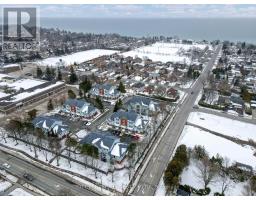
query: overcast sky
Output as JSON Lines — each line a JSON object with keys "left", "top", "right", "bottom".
{"left": 1, "top": 4, "right": 256, "bottom": 18}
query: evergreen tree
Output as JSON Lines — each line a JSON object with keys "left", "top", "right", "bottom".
{"left": 47, "top": 99, "right": 54, "bottom": 111}
{"left": 113, "top": 99, "right": 123, "bottom": 112}
{"left": 51, "top": 68, "right": 56, "bottom": 79}
{"left": 68, "top": 89, "right": 76, "bottom": 99}
{"left": 79, "top": 78, "right": 92, "bottom": 97}
{"left": 118, "top": 81, "right": 126, "bottom": 93}
{"left": 95, "top": 96, "right": 104, "bottom": 111}
{"left": 36, "top": 67, "right": 43, "bottom": 78}
{"left": 69, "top": 66, "right": 78, "bottom": 84}
{"left": 79, "top": 90, "right": 83, "bottom": 98}
{"left": 57, "top": 68, "right": 62, "bottom": 81}
{"left": 45, "top": 66, "right": 52, "bottom": 80}
{"left": 187, "top": 66, "right": 193, "bottom": 78}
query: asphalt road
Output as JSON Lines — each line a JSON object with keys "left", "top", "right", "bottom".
{"left": 0, "top": 150, "right": 98, "bottom": 196}
{"left": 131, "top": 44, "right": 222, "bottom": 196}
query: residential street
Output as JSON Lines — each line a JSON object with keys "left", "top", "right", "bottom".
{"left": 0, "top": 149, "right": 99, "bottom": 196}
{"left": 131, "top": 44, "right": 222, "bottom": 196}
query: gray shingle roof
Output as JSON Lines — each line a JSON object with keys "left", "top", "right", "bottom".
{"left": 125, "top": 96, "right": 153, "bottom": 107}
{"left": 110, "top": 110, "right": 139, "bottom": 122}
{"left": 63, "top": 99, "right": 89, "bottom": 109}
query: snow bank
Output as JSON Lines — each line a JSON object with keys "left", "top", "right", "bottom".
{"left": 0, "top": 180, "right": 12, "bottom": 192}
{"left": 8, "top": 188, "right": 33, "bottom": 196}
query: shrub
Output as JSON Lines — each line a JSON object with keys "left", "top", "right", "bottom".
{"left": 164, "top": 145, "right": 189, "bottom": 193}
{"left": 214, "top": 192, "right": 224, "bottom": 196}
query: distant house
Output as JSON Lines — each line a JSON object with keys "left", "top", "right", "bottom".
{"left": 108, "top": 110, "right": 149, "bottom": 135}
{"left": 125, "top": 96, "right": 159, "bottom": 116}
{"left": 230, "top": 93, "right": 244, "bottom": 114}
{"left": 132, "top": 82, "right": 145, "bottom": 93}
{"left": 143, "top": 85, "right": 155, "bottom": 95}
{"left": 32, "top": 116, "right": 69, "bottom": 137}
{"left": 166, "top": 88, "right": 179, "bottom": 100}
{"left": 62, "top": 99, "right": 98, "bottom": 119}
{"left": 90, "top": 83, "right": 120, "bottom": 100}
{"left": 80, "top": 131, "right": 127, "bottom": 163}
{"left": 218, "top": 95, "right": 230, "bottom": 107}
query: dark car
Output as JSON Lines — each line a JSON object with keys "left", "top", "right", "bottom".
{"left": 191, "top": 91, "right": 194, "bottom": 94}
{"left": 23, "top": 173, "right": 34, "bottom": 181}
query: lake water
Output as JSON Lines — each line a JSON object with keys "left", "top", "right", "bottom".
{"left": 41, "top": 18, "right": 256, "bottom": 44}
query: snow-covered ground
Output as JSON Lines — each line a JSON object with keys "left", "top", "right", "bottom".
{"left": 122, "top": 42, "right": 208, "bottom": 64}
{"left": 0, "top": 180, "right": 12, "bottom": 192}
{"left": 181, "top": 159, "right": 248, "bottom": 196}
{"left": 51, "top": 156, "right": 130, "bottom": 193}
{"left": 0, "top": 137, "right": 55, "bottom": 163}
{"left": 37, "top": 49, "right": 118, "bottom": 67}
{"left": 188, "top": 112, "right": 256, "bottom": 142}
{"left": 75, "top": 130, "right": 88, "bottom": 140}
{"left": 179, "top": 125, "right": 256, "bottom": 170}
{"left": 8, "top": 188, "right": 33, "bottom": 196}
{"left": 155, "top": 125, "right": 254, "bottom": 196}
{"left": 0, "top": 170, "right": 18, "bottom": 183}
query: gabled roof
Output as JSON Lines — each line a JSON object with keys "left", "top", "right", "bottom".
{"left": 32, "top": 116, "right": 69, "bottom": 135}
{"left": 64, "top": 99, "right": 89, "bottom": 109}
{"left": 94, "top": 83, "right": 114, "bottom": 90}
{"left": 80, "top": 131, "right": 128, "bottom": 158}
{"left": 126, "top": 96, "right": 153, "bottom": 107}
{"left": 110, "top": 110, "right": 139, "bottom": 122}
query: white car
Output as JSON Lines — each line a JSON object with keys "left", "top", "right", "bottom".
{"left": 86, "top": 122, "right": 91, "bottom": 126}
{"left": 2, "top": 163, "right": 10, "bottom": 169}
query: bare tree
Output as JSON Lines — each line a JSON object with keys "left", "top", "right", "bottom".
{"left": 243, "top": 176, "right": 256, "bottom": 196}
{"left": 218, "top": 157, "right": 232, "bottom": 195}
{"left": 49, "top": 138, "right": 62, "bottom": 166}
{"left": 42, "top": 139, "right": 49, "bottom": 162}
{"left": 195, "top": 156, "right": 218, "bottom": 189}
{"left": 0, "top": 127, "right": 7, "bottom": 143}
{"left": 65, "top": 137, "right": 78, "bottom": 168}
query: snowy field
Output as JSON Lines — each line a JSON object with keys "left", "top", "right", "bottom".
{"left": 180, "top": 160, "right": 248, "bottom": 196}
{"left": 37, "top": 49, "right": 118, "bottom": 67}
{"left": 179, "top": 125, "right": 256, "bottom": 169}
{"left": 8, "top": 188, "right": 33, "bottom": 196}
{"left": 188, "top": 112, "right": 256, "bottom": 142}
{"left": 155, "top": 125, "right": 254, "bottom": 196}
{"left": 122, "top": 42, "right": 208, "bottom": 64}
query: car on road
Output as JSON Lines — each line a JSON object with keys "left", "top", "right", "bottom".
{"left": 25, "top": 73, "right": 32, "bottom": 76}
{"left": 23, "top": 172, "right": 34, "bottom": 181}
{"left": 86, "top": 122, "right": 91, "bottom": 126}
{"left": 191, "top": 91, "right": 194, "bottom": 94}
{"left": 193, "top": 105, "right": 199, "bottom": 109}
{"left": 0, "top": 165, "right": 5, "bottom": 170}
{"left": 2, "top": 163, "right": 10, "bottom": 169}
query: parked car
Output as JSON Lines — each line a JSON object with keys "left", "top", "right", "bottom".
{"left": 23, "top": 172, "right": 34, "bottom": 181}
